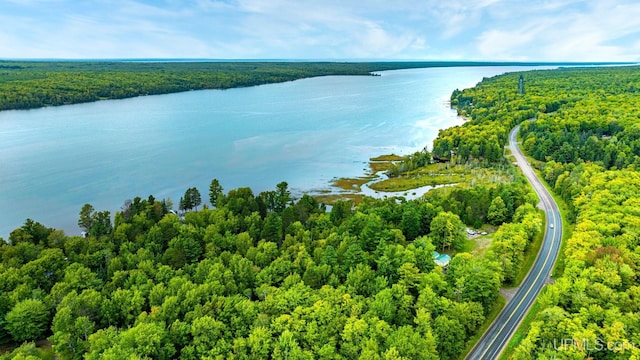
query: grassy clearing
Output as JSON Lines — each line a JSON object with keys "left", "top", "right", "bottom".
{"left": 369, "top": 154, "right": 404, "bottom": 161}
{"left": 458, "top": 225, "right": 496, "bottom": 256}
{"left": 460, "top": 238, "right": 477, "bottom": 253}
{"left": 469, "top": 234, "right": 493, "bottom": 257}
{"left": 459, "top": 295, "right": 508, "bottom": 360}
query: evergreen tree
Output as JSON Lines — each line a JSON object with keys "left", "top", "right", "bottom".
{"left": 209, "top": 178, "right": 223, "bottom": 207}
{"left": 180, "top": 187, "right": 202, "bottom": 211}
{"left": 78, "top": 203, "right": 95, "bottom": 232}
{"left": 401, "top": 204, "right": 421, "bottom": 240}
{"left": 274, "top": 181, "right": 291, "bottom": 213}
{"left": 261, "top": 212, "right": 283, "bottom": 244}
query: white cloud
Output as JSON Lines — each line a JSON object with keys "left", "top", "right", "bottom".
{"left": 476, "top": 32, "right": 528, "bottom": 60}
{"left": 0, "top": 4, "right": 215, "bottom": 58}
{"left": 0, "top": 0, "right": 639, "bottom": 60}
{"left": 194, "top": 0, "right": 236, "bottom": 12}
{"left": 201, "top": 0, "right": 427, "bottom": 58}
{"left": 350, "top": 22, "right": 415, "bottom": 58}
{"left": 473, "top": 0, "right": 640, "bottom": 61}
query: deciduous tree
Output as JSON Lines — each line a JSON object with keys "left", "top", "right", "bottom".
{"left": 5, "top": 299, "right": 49, "bottom": 342}
{"left": 430, "top": 211, "right": 466, "bottom": 251}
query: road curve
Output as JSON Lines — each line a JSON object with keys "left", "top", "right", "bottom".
{"left": 466, "top": 123, "right": 563, "bottom": 359}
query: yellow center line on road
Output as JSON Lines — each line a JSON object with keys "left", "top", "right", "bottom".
{"left": 477, "top": 194, "right": 558, "bottom": 358}
{"left": 474, "top": 130, "right": 560, "bottom": 359}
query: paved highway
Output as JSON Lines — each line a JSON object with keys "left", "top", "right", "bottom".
{"left": 466, "top": 124, "right": 563, "bottom": 359}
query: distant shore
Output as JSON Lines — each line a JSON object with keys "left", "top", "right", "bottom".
{"left": 0, "top": 60, "right": 622, "bottom": 112}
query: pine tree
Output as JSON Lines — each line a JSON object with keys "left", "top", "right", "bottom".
{"left": 209, "top": 178, "right": 223, "bottom": 207}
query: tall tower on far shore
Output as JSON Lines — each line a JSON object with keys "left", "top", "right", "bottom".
{"left": 519, "top": 74, "right": 524, "bottom": 95}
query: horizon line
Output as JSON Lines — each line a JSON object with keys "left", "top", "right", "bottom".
{"left": 0, "top": 58, "right": 637, "bottom": 64}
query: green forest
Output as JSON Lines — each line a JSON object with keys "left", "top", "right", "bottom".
{"left": 0, "top": 171, "right": 541, "bottom": 359}
{"left": 0, "top": 60, "right": 597, "bottom": 111}
{"left": 1, "top": 63, "right": 640, "bottom": 359}
{"left": 446, "top": 65, "right": 640, "bottom": 358}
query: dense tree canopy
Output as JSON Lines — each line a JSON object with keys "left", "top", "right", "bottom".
{"left": 449, "top": 65, "right": 640, "bottom": 358}
{"left": 0, "top": 172, "right": 539, "bottom": 358}
{"left": 3, "top": 63, "right": 631, "bottom": 358}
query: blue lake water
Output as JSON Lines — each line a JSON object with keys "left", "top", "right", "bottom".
{"left": 0, "top": 66, "right": 551, "bottom": 238}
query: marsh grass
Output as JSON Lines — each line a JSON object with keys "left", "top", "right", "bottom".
{"left": 369, "top": 163, "right": 513, "bottom": 192}
{"left": 368, "top": 161, "right": 394, "bottom": 173}
{"left": 369, "top": 154, "right": 404, "bottom": 161}
{"left": 331, "top": 177, "right": 374, "bottom": 191}
{"left": 313, "top": 193, "right": 365, "bottom": 205}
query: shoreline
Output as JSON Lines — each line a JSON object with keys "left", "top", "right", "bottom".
{"left": 0, "top": 60, "right": 607, "bottom": 112}
{"left": 0, "top": 65, "right": 532, "bottom": 239}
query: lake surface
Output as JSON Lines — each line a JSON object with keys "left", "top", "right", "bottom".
{"left": 0, "top": 66, "right": 552, "bottom": 238}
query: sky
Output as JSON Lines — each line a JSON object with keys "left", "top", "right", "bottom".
{"left": 1, "top": 0, "right": 640, "bottom": 61}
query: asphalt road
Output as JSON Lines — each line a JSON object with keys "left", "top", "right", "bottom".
{"left": 466, "top": 123, "right": 563, "bottom": 359}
